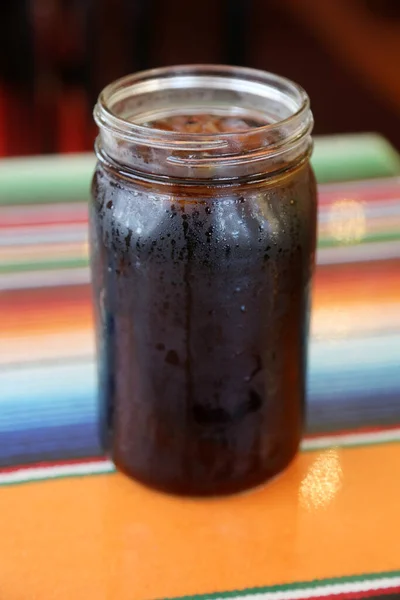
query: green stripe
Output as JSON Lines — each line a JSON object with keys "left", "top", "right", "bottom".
{"left": 166, "top": 570, "right": 400, "bottom": 599}
{"left": 317, "top": 231, "right": 400, "bottom": 248}
{"left": 312, "top": 133, "right": 400, "bottom": 184}
{"left": 0, "top": 154, "right": 95, "bottom": 206}
{"left": 302, "top": 437, "right": 400, "bottom": 452}
{"left": 0, "top": 258, "right": 88, "bottom": 274}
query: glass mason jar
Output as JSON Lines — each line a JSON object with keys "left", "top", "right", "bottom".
{"left": 91, "top": 65, "right": 317, "bottom": 496}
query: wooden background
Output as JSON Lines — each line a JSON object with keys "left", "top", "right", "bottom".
{"left": 0, "top": 0, "right": 399, "bottom": 156}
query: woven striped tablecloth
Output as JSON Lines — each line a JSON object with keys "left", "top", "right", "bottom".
{"left": 0, "top": 144, "right": 400, "bottom": 599}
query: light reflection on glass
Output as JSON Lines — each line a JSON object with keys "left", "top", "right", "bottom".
{"left": 299, "top": 449, "right": 343, "bottom": 511}
{"left": 328, "top": 199, "right": 366, "bottom": 244}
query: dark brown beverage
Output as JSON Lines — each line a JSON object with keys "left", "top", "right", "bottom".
{"left": 91, "top": 66, "right": 317, "bottom": 495}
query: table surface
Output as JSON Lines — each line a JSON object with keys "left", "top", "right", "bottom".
{"left": 0, "top": 146, "right": 400, "bottom": 599}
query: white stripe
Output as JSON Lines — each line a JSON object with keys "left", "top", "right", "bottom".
{"left": 223, "top": 575, "right": 400, "bottom": 598}
{"left": 0, "top": 267, "right": 90, "bottom": 290}
{"left": 317, "top": 240, "right": 400, "bottom": 265}
{"left": 0, "top": 330, "right": 95, "bottom": 366}
{"left": 318, "top": 201, "right": 400, "bottom": 222}
{"left": 0, "top": 202, "right": 87, "bottom": 220}
{"left": 1, "top": 429, "right": 400, "bottom": 486}
{"left": 0, "top": 224, "right": 88, "bottom": 246}
{"left": 0, "top": 460, "right": 114, "bottom": 485}
{"left": 301, "top": 428, "right": 400, "bottom": 451}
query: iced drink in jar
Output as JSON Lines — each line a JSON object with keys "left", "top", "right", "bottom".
{"left": 90, "top": 66, "right": 317, "bottom": 495}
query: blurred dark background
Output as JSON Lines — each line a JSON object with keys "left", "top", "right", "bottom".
{"left": 0, "top": 0, "right": 399, "bottom": 156}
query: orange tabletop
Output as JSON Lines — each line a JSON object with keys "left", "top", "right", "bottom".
{"left": 1, "top": 435, "right": 400, "bottom": 599}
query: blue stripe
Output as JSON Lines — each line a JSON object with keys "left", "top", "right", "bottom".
{"left": 0, "top": 424, "right": 101, "bottom": 467}
{"left": 1, "top": 331, "right": 400, "bottom": 465}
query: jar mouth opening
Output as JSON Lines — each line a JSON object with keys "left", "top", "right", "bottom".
{"left": 94, "top": 64, "right": 310, "bottom": 149}
{"left": 94, "top": 65, "right": 313, "bottom": 180}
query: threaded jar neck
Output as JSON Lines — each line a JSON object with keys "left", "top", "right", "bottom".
{"left": 94, "top": 64, "right": 313, "bottom": 183}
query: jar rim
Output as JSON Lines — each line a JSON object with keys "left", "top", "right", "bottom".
{"left": 94, "top": 65, "right": 313, "bottom": 181}
{"left": 94, "top": 64, "right": 310, "bottom": 146}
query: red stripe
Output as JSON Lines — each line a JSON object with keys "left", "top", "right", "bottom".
{"left": 0, "top": 86, "right": 7, "bottom": 157}
{"left": 311, "top": 584, "right": 400, "bottom": 599}
{"left": 319, "top": 182, "right": 400, "bottom": 205}
{"left": 0, "top": 205, "right": 88, "bottom": 228}
{"left": 0, "top": 215, "right": 88, "bottom": 229}
{"left": 305, "top": 423, "right": 400, "bottom": 440}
